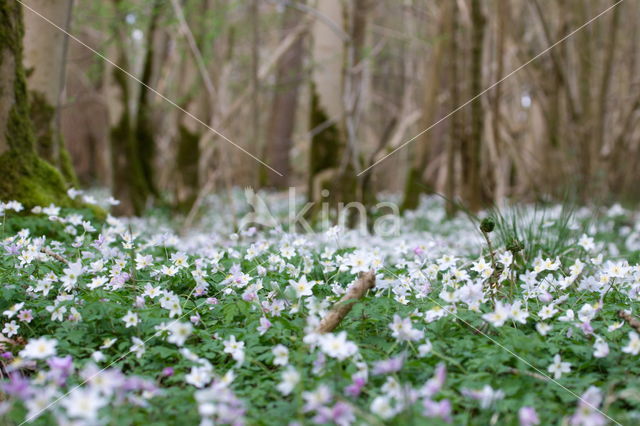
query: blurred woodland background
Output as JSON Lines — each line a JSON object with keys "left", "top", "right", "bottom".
{"left": 1, "top": 0, "right": 639, "bottom": 218}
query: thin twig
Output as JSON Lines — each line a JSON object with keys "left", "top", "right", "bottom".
{"left": 619, "top": 310, "right": 640, "bottom": 333}
{"left": 507, "top": 367, "right": 550, "bottom": 382}
{"left": 41, "top": 247, "right": 68, "bottom": 265}
{"left": 317, "top": 271, "right": 375, "bottom": 333}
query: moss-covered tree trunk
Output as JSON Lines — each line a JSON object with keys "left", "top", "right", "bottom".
{"left": 23, "top": 0, "right": 78, "bottom": 186}
{"left": 108, "top": 0, "right": 162, "bottom": 216}
{"left": 110, "top": 62, "right": 150, "bottom": 216}
{"left": 348, "top": 0, "right": 377, "bottom": 213}
{"left": 173, "top": 98, "right": 202, "bottom": 214}
{"left": 175, "top": 124, "right": 200, "bottom": 214}
{"left": 134, "top": 0, "right": 162, "bottom": 200}
{"left": 308, "top": 86, "right": 357, "bottom": 208}
{"left": 0, "top": 1, "right": 71, "bottom": 207}
{"left": 308, "top": 0, "right": 358, "bottom": 223}
{"left": 400, "top": 0, "right": 451, "bottom": 212}
{"left": 170, "top": 4, "right": 206, "bottom": 216}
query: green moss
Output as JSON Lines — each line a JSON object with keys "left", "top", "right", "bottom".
{"left": 135, "top": 17, "right": 159, "bottom": 198}
{"left": 135, "top": 109, "right": 157, "bottom": 196}
{"left": 401, "top": 167, "right": 427, "bottom": 212}
{"left": 0, "top": 2, "right": 75, "bottom": 209}
{"left": 6, "top": 81, "right": 35, "bottom": 152}
{"left": 308, "top": 83, "right": 341, "bottom": 202}
{"left": 28, "top": 91, "right": 55, "bottom": 159}
{"left": 2, "top": 2, "right": 35, "bottom": 153}
{"left": 0, "top": 151, "right": 71, "bottom": 207}
{"left": 109, "top": 65, "right": 150, "bottom": 216}
{"left": 360, "top": 165, "right": 378, "bottom": 208}
{"left": 174, "top": 124, "right": 200, "bottom": 213}
{"left": 110, "top": 110, "right": 148, "bottom": 216}
{"left": 59, "top": 146, "right": 79, "bottom": 187}
{"left": 27, "top": 91, "right": 79, "bottom": 187}
{"left": 306, "top": 84, "right": 366, "bottom": 227}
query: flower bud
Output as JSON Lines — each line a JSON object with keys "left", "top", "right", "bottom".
{"left": 480, "top": 218, "right": 495, "bottom": 233}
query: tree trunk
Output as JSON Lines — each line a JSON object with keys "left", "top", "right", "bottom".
{"left": 108, "top": 0, "right": 163, "bottom": 216}
{"left": 488, "top": 0, "right": 511, "bottom": 204}
{"left": 170, "top": 0, "right": 215, "bottom": 215}
{"left": 134, "top": 0, "right": 162, "bottom": 200}
{"left": 445, "top": 0, "right": 460, "bottom": 217}
{"left": 0, "top": 1, "right": 70, "bottom": 207}
{"left": 308, "top": 0, "right": 357, "bottom": 214}
{"left": 263, "top": 3, "right": 305, "bottom": 188}
{"left": 110, "top": 59, "right": 149, "bottom": 216}
{"left": 593, "top": 0, "right": 621, "bottom": 194}
{"left": 22, "top": 0, "right": 77, "bottom": 186}
{"left": 461, "top": 0, "right": 486, "bottom": 211}
{"left": 401, "top": 1, "right": 452, "bottom": 212}
{"left": 175, "top": 124, "right": 200, "bottom": 213}
{"left": 108, "top": 13, "right": 151, "bottom": 217}
{"left": 348, "top": 0, "right": 376, "bottom": 210}
{"left": 251, "top": 0, "right": 261, "bottom": 187}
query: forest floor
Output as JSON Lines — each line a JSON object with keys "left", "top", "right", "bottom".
{"left": 1, "top": 192, "right": 640, "bottom": 425}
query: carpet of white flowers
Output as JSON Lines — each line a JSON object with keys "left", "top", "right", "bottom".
{"left": 1, "top": 193, "right": 640, "bottom": 425}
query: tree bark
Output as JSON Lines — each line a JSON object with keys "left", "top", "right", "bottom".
{"left": 170, "top": 0, "right": 215, "bottom": 214}
{"left": 263, "top": 3, "right": 305, "bottom": 188}
{"left": 22, "top": 0, "right": 77, "bottom": 185}
{"left": 490, "top": 0, "right": 509, "bottom": 203}
{"left": 251, "top": 0, "right": 261, "bottom": 187}
{"left": 462, "top": 0, "right": 486, "bottom": 211}
{"left": 445, "top": 0, "right": 461, "bottom": 217}
{"left": 348, "top": 0, "right": 376, "bottom": 210}
{"left": 109, "top": 0, "right": 164, "bottom": 216}
{"left": 401, "top": 1, "right": 452, "bottom": 212}
{"left": 593, "top": 0, "right": 621, "bottom": 193}
{"left": 108, "top": 1, "right": 151, "bottom": 217}
{"left": 134, "top": 0, "right": 163, "bottom": 201}
{"left": 308, "top": 0, "right": 357, "bottom": 215}
{"left": 110, "top": 55, "right": 148, "bottom": 216}
{"left": 0, "top": 1, "right": 70, "bottom": 207}
{"left": 317, "top": 271, "right": 375, "bottom": 333}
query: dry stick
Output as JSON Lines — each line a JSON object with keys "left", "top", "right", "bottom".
{"left": 316, "top": 271, "right": 375, "bottom": 334}
{"left": 41, "top": 247, "right": 68, "bottom": 265}
{"left": 618, "top": 310, "right": 640, "bottom": 333}
{"left": 507, "top": 367, "right": 550, "bottom": 382}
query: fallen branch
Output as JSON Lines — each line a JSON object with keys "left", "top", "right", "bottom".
{"left": 0, "top": 333, "right": 18, "bottom": 352}
{"left": 41, "top": 247, "right": 68, "bottom": 265}
{"left": 618, "top": 310, "right": 640, "bottom": 333}
{"left": 316, "top": 271, "right": 375, "bottom": 334}
{"left": 506, "top": 368, "right": 550, "bottom": 382}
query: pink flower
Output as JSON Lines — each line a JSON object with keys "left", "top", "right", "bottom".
{"left": 570, "top": 387, "right": 606, "bottom": 426}
{"left": 421, "top": 363, "right": 446, "bottom": 398}
{"left": 314, "top": 402, "right": 355, "bottom": 426}
{"left": 519, "top": 406, "right": 540, "bottom": 426}
{"left": 423, "top": 399, "right": 452, "bottom": 423}
{"left": 17, "top": 309, "right": 33, "bottom": 323}
{"left": 344, "top": 377, "right": 366, "bottom": 397}
{"left": 372, "top": 354, "right": 405, "bottom": 375}
{"left": 257, "top": 317, "right": 271, "bottom": 335}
